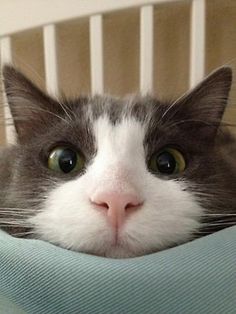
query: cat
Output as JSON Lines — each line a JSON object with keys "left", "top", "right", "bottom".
{"left": 0, "top": 65, "right": 236, "bottom": 258}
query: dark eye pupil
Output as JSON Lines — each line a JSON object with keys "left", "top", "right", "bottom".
{"left": 156, "top": 152, "right": 176, "bottom": 174}
{"left": 59, "top": 149, "right": 77, "bottom": 173}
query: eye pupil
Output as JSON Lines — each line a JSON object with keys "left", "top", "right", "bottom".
{"left": 149, "top": 148, "right": 185, "bottom": 175}
{"left": 156, "top": 152, "right": 176, "bottom": 174}
{"left": 58, "top": 149, "right": 77, "bottom": 173}
{"left": 48, "top": 147, "right": 84, "bottom": 174}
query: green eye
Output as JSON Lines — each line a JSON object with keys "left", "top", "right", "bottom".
{"left": 149, "top": 148, "right": 186, "bottom": 175}
{"left": 48, "top": 147, "right": 84, "bottom": 174}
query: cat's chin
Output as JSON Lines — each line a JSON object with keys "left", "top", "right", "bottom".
{"left": 84, "top": 248, "right": 148, "bottom": 259}
{"left": 103, "top": 249, "right": 153, "bottom": 259}
{"left": 68, "top": 243, "right": 157, "bottom": 259}
{"left": 59, "top": 235, "right": 190, "bottom": 258}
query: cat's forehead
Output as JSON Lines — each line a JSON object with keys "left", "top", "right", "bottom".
{"left": 93, "top": 115, "right": 145, "bottom": 152}
{"left": 49, "top": 95, "right": 178, "bottom": 157}
{"left": 75, "top": 95, "right": 163, "bottom": 125}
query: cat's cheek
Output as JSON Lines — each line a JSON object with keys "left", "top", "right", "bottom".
{"left": 29, "top": 209, "right": 102, "bottom": 250}
{"left": 128, "top": 178, "right": 205, "bottom": 249}
{"left": 28, "top": 209, "right": 113, "bottom": 254}
{"left": 27, "top": 180, "right": 115, "bottom": 253}
{"left": 121, "top": 201, "right": 202, "bottom": 254}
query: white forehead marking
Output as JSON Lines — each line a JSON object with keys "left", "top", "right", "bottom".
{"left": 88, "top": 115, "right": 146, "bottom": 196}
{"left": 93, "top": 115, "right": 145, "bottom": 162}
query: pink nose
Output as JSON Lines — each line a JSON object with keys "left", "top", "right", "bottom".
{"left": 90, "top": 191, "right": 143, "bottom": 228}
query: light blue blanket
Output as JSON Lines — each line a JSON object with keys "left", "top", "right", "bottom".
{"left": 0, "top": 227, "right": 236, "bottom": 314}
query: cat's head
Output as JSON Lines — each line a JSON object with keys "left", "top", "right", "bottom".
{"left": 2, "top": 65, "right": 234, "bottom": 258}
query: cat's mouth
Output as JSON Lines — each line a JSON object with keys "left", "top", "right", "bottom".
{"left": 102, "top": 230, "right": 144, "bottom": 258}
{"left": 77, "top": 229, "right": 140, "bottom": 258}
{"left": 111, "top": 228, "right": 122, "bottom": 247}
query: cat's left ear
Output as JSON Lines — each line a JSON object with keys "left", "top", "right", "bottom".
{"left": 170, "top": 66, "right": 232, "bottom": 137}
{"left": 3, "top": 65, "right": 61, "bottom": 143}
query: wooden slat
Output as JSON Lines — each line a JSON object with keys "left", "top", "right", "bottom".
{"left": 140, "top": 5, "right": 154, "bottom": 94}
{"left": 0, "top": 0, "right": 183, "bottom": 37}
{"left": 190, "top": 0, "right": 205, "bottom": 88}
{"left": 89, "top": 14, "right": 104, "bottom": 94}
{"left": 43, "top": 24, "right": 59, "bottom": 95}
{"left": 0, "top": 36, "right": 15, "bottom": 144}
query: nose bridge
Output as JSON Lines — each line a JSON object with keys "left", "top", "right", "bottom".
{"left": 97, "top": 164, "right": 138, "bottom": 196}
{"left": 91, "top": 136, "right": 135, "bottom": 182}
{"left": 89, "top": 141, "right": 145, "bottom": 203}
{"left": 92, "top": 117, "right": 146, "bottom": 188}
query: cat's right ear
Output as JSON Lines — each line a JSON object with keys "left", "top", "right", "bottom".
{"left": 165, "top": 66, "right": 233, "bottom": 141}
{"left": 3, "top": 65, "right": 60, "bottom": 143}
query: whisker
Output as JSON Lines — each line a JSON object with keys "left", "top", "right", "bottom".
{"left": 0, "top": 212, "right": 33, "bottom": 217}
{"left": 205, "top": 219, "right": 236, "bottom": 223}
{"left": 6, "top": 56, "right": 46, "bottom": 87}
{"left": 202, "top": 222, "right": 236, "bottom": 227}
{"left": 0, "top": 208, "right": 39, "bottom": 214}
{"left": 12, "top": 231, "right": 35, "bottom": 237}
{"left": 161, "top": 101, "right": 178, "bottom": 119}
{"left": 0, "top": 207, "right": 36, "bottom": 210}
{"left": 0, "top": 218, "right": 29, "bottom": 223}
{"left": 167, "top": 118, "right": 216, "bottom": 129}
{"left": 0, "top": 223, "right": 31, "bottom": 228}
{"left": 201, "top": 213, "right": 236, "bottom": 216}
{"left": 2, "top": 101, "right": 70, "bottom": 125}
{"left": 55, "top": 98, "right": 73, "bottom": 122}
{"left": 22, "top": 106, "right": 70, "bottom": 125}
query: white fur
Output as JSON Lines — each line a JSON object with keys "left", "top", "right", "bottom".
{"left": 29, "top": 116, "right": 204, "bottom": 258}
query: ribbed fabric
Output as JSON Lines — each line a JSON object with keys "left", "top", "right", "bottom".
{"left": 0, "top": 227, "right": 235, "bottom": 314}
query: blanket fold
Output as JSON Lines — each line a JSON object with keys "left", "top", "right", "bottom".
{"left": 0, "top": 227, "right": 236, "bottom": 314}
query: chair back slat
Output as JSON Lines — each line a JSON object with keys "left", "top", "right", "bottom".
{"left": 140, "top": 5, "right": 154, "bottom": 94}
{"left": 43, "top": 24, "right": 59, "bottom": 95}
{"left": 190, "top": 0, "right": 205, "bottom": 87}
{"left": 89, "top": 14, "right": 104, "bottom": 95}
{"left": 0, "top": 36, "right": 15, "bottom": 144}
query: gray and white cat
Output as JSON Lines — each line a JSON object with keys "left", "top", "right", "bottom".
{"left": 0, "top": 65, "right": 236, "bottom": 258}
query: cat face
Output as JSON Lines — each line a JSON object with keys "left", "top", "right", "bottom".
{"left": 2, "top": 66, "right": 234, "bottom": 257}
